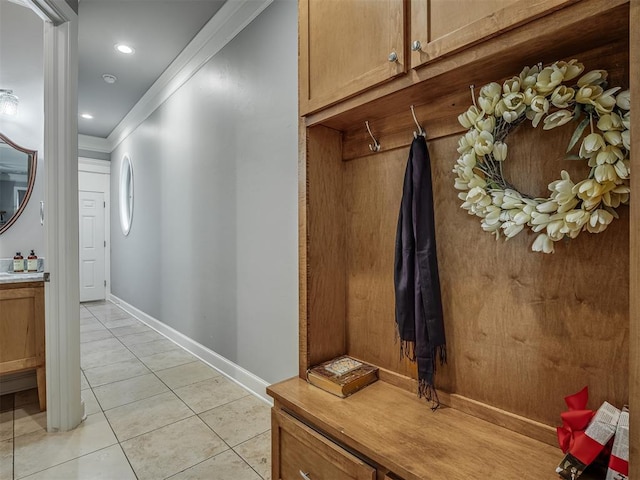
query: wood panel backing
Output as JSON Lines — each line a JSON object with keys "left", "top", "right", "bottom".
{"left": 344, "top": 150, "right": 414, "bottom": 379}
{"left": 344, "top": 131, "right": 629, "bottom": 428}
{"left": 342, "top": 45, "right": 629, "bottom": 427}
{"left": 301, "top": 125, "right": 348, "bottom": 374}
{"left": 628, "top": 0, "right": 639, "bottom": 476}
{"left": 298, "top": 118, "right": 309, "bottom": 379}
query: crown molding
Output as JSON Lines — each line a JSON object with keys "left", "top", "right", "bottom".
{"left": 78, "top": 134, "right": 110, "bottom": 153}
{"left": 107, "top": 0, "right": 273, "bottom": 151}
{"left": 78, "top": 156, "right": 110, "bottom": 173}
{"left": 23, "top": 0, "right": 68, "bottom": 25}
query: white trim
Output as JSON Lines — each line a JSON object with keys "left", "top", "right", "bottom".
{"left": 109, "top": 294, "right": 273, "bottom": 405}
{"left": 78, "top": 157, "right": 110, "bottom": 174}
{"left": 78, "top": 134, "right": 110, "bottom": 154}
{"left": 23, "top": 0, "right": 67, "bottom": 25}
{"left": 42, "top": 0, "right": 82, "bottom": 432}
{"left": 107, "top": 0, "right": 273, "bottom": 150}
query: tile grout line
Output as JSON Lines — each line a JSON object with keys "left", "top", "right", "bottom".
{"left": 11, "top": 348, "right": 104, "bottom": 480}
{"left": 229, "top": 431, "right": 271, "bottom": 480}
{"left": 110, "top": 301, "right": 270, "bottom": 479}
{"left": 13, "top": 443, "right": 124, "bottom": 480}
{"left": 11, "top": 301, "right": 270, "bottom": 480}
{"left": 83, "top": 302, "right": 141, "bottom": 480}
{"left": 91, "top": 300, "right": 268, "bottom": 406}
{"left": 100, "top": 323, "right": 265, "bottom": 478}
{"left": 83, "top": 305, "right": 215, "bottom": 478}
{"left": 80, "top": 302, "right": 271, "bottom": 480}
{"left": 94, "top": 384, "right": 140, "bottom": 480}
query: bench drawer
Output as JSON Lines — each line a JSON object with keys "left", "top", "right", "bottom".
{"left": 272, "top": 408, "right": 375, "bottom": 480}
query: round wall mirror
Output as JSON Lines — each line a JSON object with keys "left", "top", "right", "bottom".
{"left": 119, "top": 154, "right": 134, "bottom": 236}
{"left": 0, "top": 133, "right": 37, "bottom": 235}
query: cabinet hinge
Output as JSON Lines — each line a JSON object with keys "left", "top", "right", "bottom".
{"left": 104, "top": 280, "right": 107, "bottom": 287}
{"left": 103, "top": 201, "right": 106, "bottom": 208}
{"left": 104, "top": 240, "right": 106, "bottom": 247}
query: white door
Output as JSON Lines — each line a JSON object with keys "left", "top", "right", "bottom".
{"left": 79, "top": 191, "right": 106, "bottom": 302}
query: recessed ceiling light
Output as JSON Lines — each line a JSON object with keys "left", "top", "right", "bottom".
{"left": 102, "top": 74, "right": 118, "bottom": 84}
{"left": 81, "top": 113, "right": 94, "bottom": 120}
{"left": 115, "top": 44, "right": 135, "bottom": 55}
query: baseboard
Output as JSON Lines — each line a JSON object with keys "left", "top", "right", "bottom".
{"left": 108, "top": 294, "right": 273, "bottom": 406}
{"left": 0, "top": 371, "right": 37, "bottom": 395}
{"left": 378, "top": 366, "right": 557, "bottom": 448}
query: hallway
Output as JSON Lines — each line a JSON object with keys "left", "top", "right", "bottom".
{"left": 1, "top": 301, "right": 271, "bottom": 479}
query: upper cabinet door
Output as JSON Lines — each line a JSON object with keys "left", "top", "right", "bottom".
{"left": 300, "top": 0, "right": 406, "bottom": 115}
{"left": 410, "top": 0, "right": 576, "bottom": 70}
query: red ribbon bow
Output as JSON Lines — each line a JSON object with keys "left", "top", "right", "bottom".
{"left": 557, "top": 386, "right": 595, "bottom": 454}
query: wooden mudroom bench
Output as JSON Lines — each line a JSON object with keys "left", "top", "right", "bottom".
{"left": 269, "top": 377, "right": 582, "bottom": 480}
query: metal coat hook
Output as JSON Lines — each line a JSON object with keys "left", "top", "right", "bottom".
{"left": 410, "top": 105, "right": 425, "bottom": 138}
{"left": 365, "top": 120, "right": 381, "bottom": 152}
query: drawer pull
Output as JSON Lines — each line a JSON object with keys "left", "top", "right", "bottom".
{"left": 299, "top": 470, "right": 312, "bottom": 480}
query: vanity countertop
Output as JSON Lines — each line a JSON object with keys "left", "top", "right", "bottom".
{"left": 0, "top": 272, "right": 44, "bottom": 284}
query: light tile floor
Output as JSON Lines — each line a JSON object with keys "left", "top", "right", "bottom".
{"left": 1, "top": 301, "right": 271, "bottom": 480}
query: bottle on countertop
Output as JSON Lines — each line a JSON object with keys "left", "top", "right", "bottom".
{"left": 27, "top": 250, "right": 38, "bottom": 272}
{"left": 13, "top": 252, "right": 24, "bottom": 272}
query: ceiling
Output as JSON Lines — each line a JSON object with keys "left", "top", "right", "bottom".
{"left": 77, "top": 0, "right": 226, "bottom": 139}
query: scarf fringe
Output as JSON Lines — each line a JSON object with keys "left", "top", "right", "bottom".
{"left": 396, "top": 327, "right": 447, "bottom": 368}
{"left": 436, "top": 344, "right": 447, "bottom": 367}
{"left": 397, "top": 325, "right": 446, "bottom": 412}
{"left": 418, "top": 378, "right": 440, "bottom": 411}
{"left": 399, "top": 339, "right": 417, "bottom": 362}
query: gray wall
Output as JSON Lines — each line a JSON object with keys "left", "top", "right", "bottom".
{"left": 0, "top": 2, "right": 44, "bottom": 258}
{"left": 110, "top": 0, "right": 298, "bottom": 384}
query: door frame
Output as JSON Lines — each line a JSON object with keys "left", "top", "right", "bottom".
{"left": 78, "top": 158, "right": 111, "bottom": 301}
{"left": 25, "top": 0, "right": 82, "bottom": 432}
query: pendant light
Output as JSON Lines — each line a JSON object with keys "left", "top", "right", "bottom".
{"left": 0, "top": 89, "right": 19, "bottom": 116}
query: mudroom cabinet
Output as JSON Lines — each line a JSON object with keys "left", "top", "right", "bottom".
{"left": 300, "top": 0, "right": 578, "bottom": 115}
{"left": 270, "top": 0, "right": 638, "bottom": 478}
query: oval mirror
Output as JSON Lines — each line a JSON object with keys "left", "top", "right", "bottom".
{"left": 0, "top": 133, "right": 37, "bottom": 235}
{"left": 119, "top": 154, "right": 133, "bottom": 236}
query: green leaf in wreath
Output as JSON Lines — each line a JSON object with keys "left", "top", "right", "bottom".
{"left": 572, "top": 103, "right": 583, "bottom": 121}
{"left": 606, "top": 206, "right": 620, "bottom": 219}
{"left": 566, "top": 116, "right": 590, "bottom": 153}
{"left": 564, "top": 154, "right": 582, "bottom": 160}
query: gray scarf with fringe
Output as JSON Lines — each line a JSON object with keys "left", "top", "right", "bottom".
{"left": 394, "top": 135, "right": 447, "bottom": 410}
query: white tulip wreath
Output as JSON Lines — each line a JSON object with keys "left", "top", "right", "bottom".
{"left": 453, "top": 59, "right": 630, "bottom": 253}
